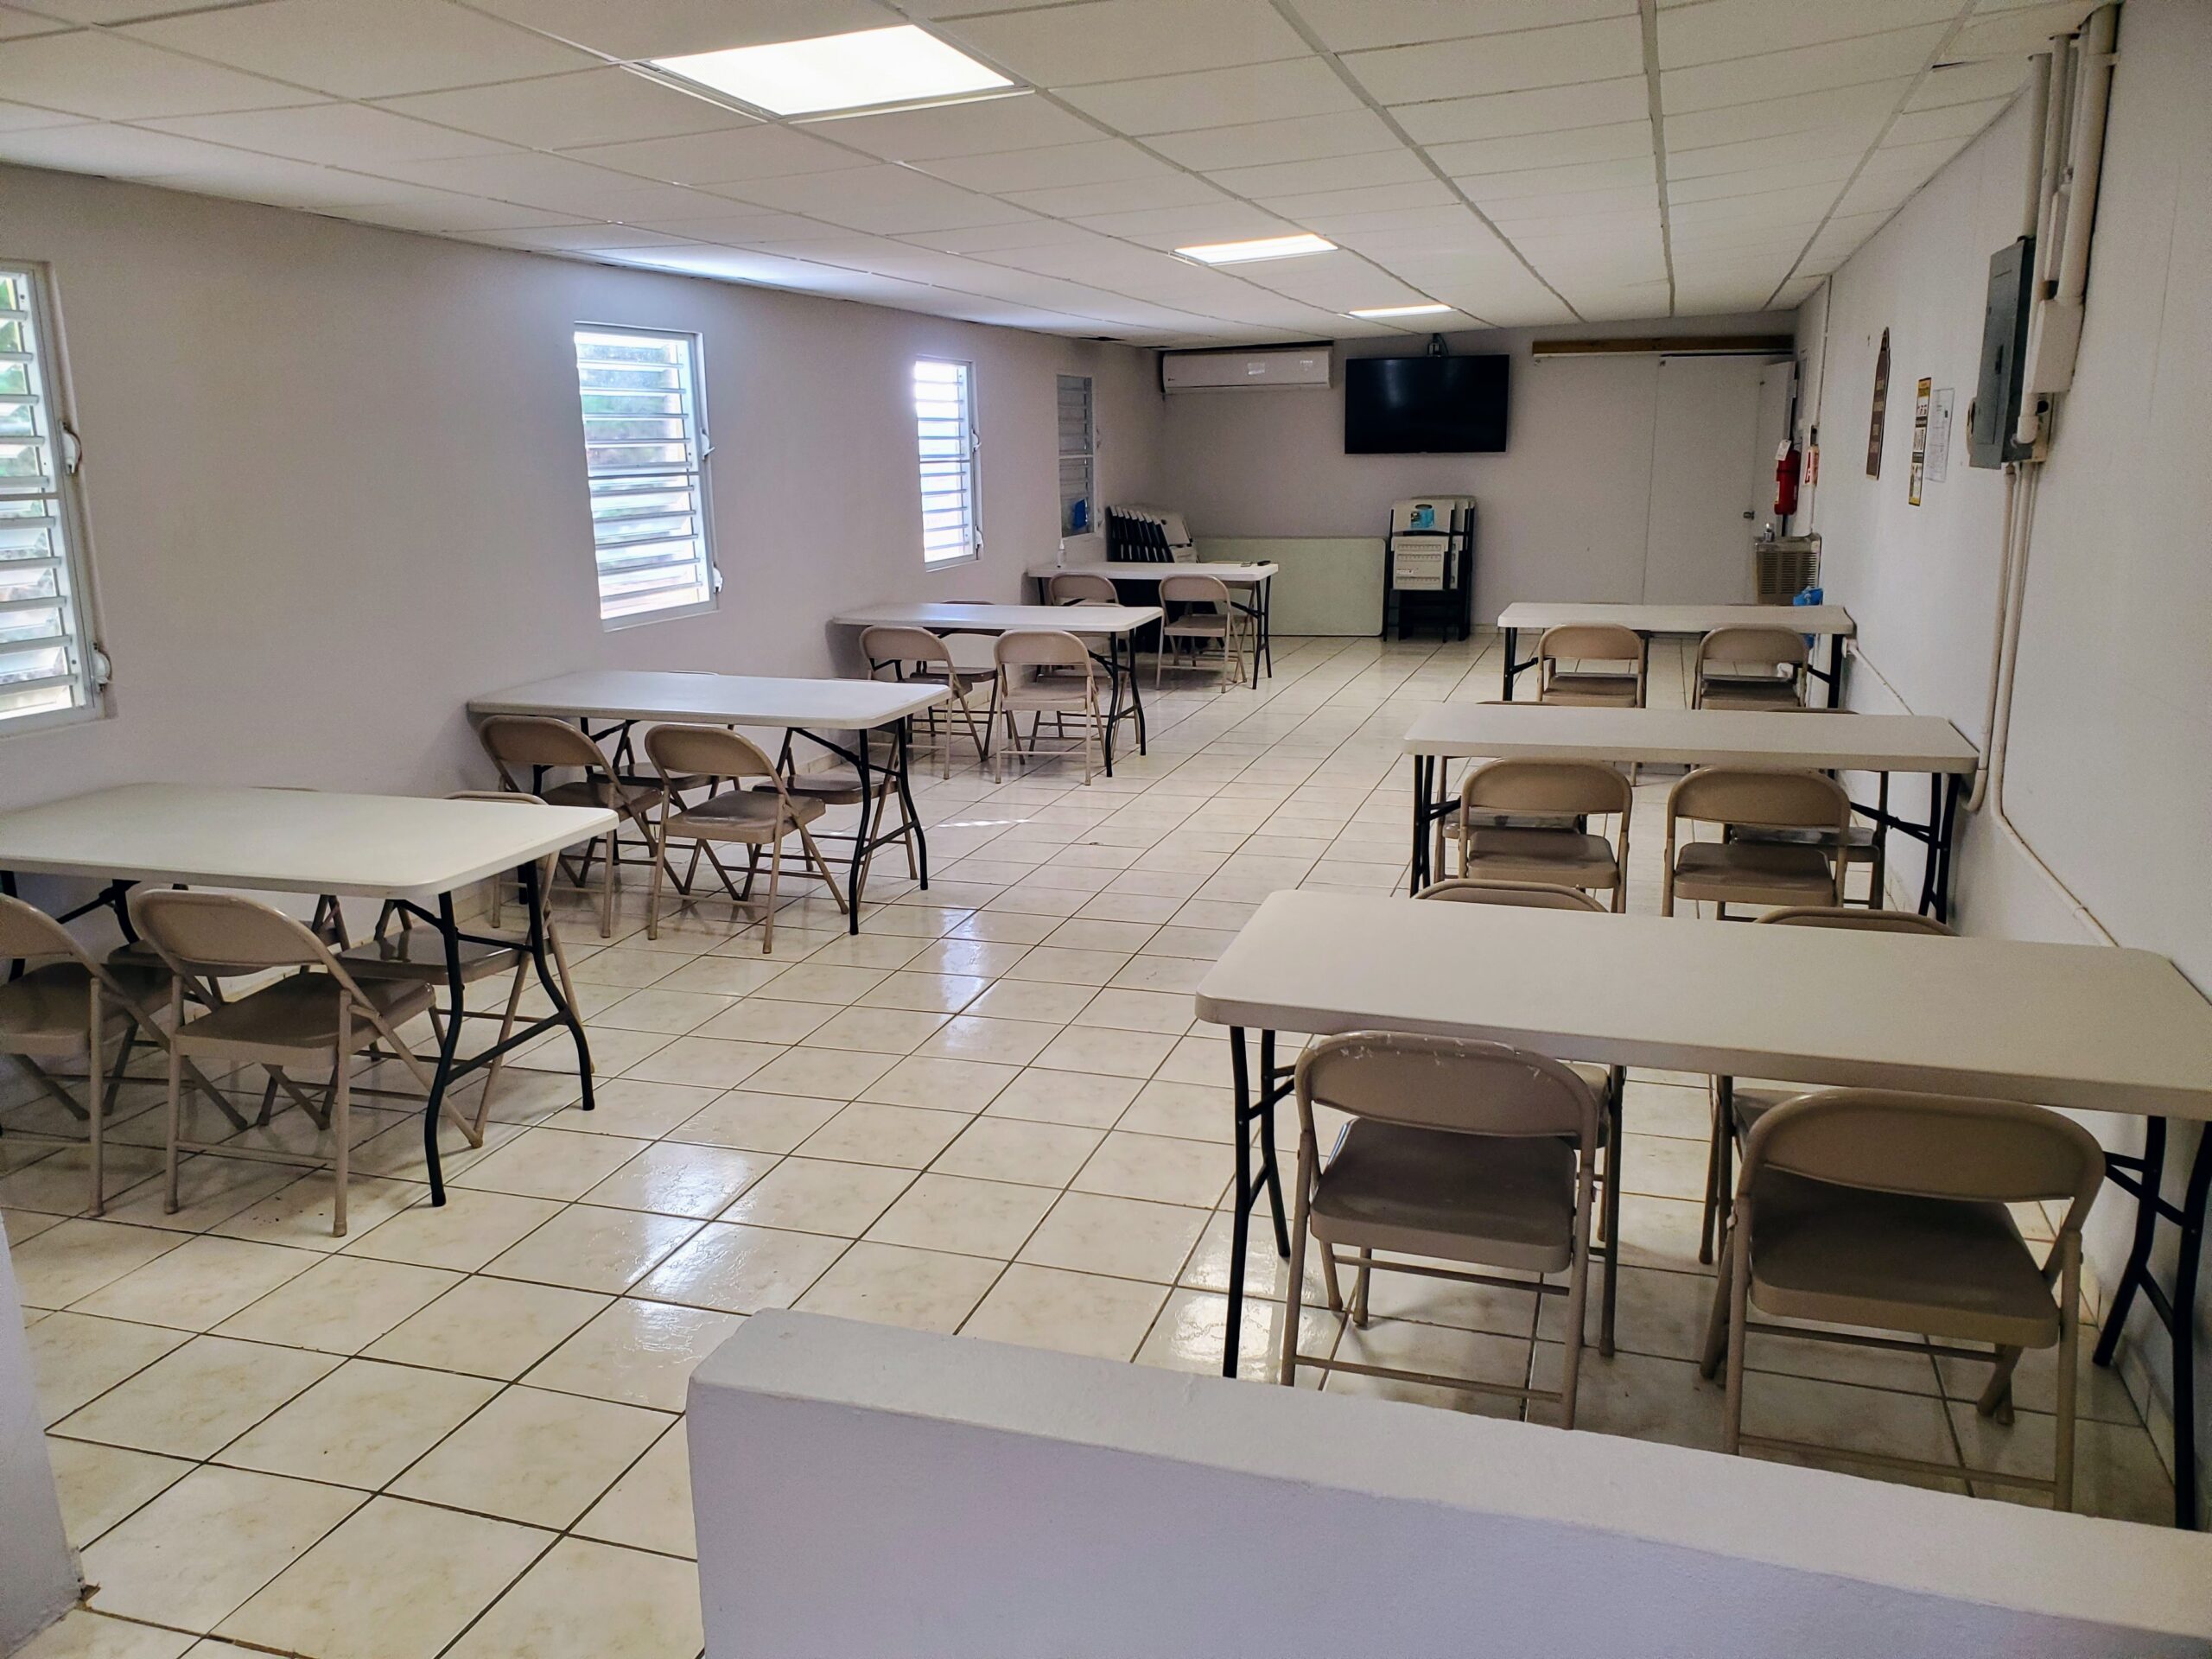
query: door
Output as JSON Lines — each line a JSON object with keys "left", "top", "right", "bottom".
{"left": 1640, "top": 354, "right": 1778, "bottom": 604}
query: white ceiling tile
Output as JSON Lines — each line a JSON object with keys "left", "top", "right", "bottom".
{"left": 1322, "top": 203, "right": 1498, "bottom": 248}
{"left": 1663, "top": 79, "right": 1913, "bottom": 147}
{"left": 1071, "top": 200, "right": 1294, "bottom": 247}
{"left": 1773, "top": 275, "right": 1824, "bottom": 307}
{"left": 629, "top": 209, "right": 829, "bottom": 241}
{"left": 1669, "top": 186, "right": 1825, "bottom": 226}
{"left": 1422, "top": 120, "right": 1652, "bottom": 175}
{"left": 938, "top": 0, "right": 1307, "bottom": 86}
{"left": 1058, "top": 58, "right": 1361, "bottom": 136}
{"left": 1904, "top": 57, "right": 2029, "bottom": 109}
{"left": 557, "top": 125, "right": 863, "bottom": 186}
{"left": 1204, "top": 148, "right": 1432, "bottom": 198}
{"left": 1458, "top": 156, "right": 1657, "bottom": 200}
{"left": 376, "top": 67, "right": 747, "bottom": 149}
{"left": 1884, "top": 96, "right": 2010, "bottom": 146}
{"left": 143, "top": 103, "right": 517, "bottom": 167}
{"left": 1393, "top": 78, "right": 1649, "bottom": 144}
{"left": 0, "top": 120, "right": 257, "bottom": 175}
{"left": 0, "top": 7, "right": 69, "bottom": 37}
{"left": 1946, "top": 1, "right": 2099, "bottom": 59}
{"left": 1657, "top": 0, "right": 1964, "bottom": 69}
{"left": 1262, "top": 180, "right": 1457, "bottom": 222}
{"left": 1344, "top": 16, "right": 1644, "bottom": 104}
{"left": 461, "top": 0, "right": 900, "bottom": 60}
{"left": 1233, "top": 249, "right": 1413, "bottom": 309}
{"left": 0, "top": 99, "right": 83, "bottom": 132}
{"left": 999, "top": 172, "right": 1230, "bottom": 218}
{"left": 1145, "top": 109, "right": 1398, "bottom": 171}
{"left": 0, "top": 31, "right": 317, "bottom": 118}
{"left": 1563, "top": 281, "right": 1675, "bottom": 320}
{"left": 1662, "top": 27, "right": 1948, "bottom": 114}
{"left": 714, "top": 164, "right": 1033, "bottom": 234}
{"left": 461, "top": 222, "right": 695, "bottom": 251}
{"left": 1482, "top": 188, "right": 1660, "bottom": 224}
{"left": 366, "top": 152, "right": 734, "bottom": 218}
{"left": 799, "top": 93, "right": 1096, "bottom": 161}
{"left": 896, "top": 218, "right": 1105, "bottom": 253}
{"left": 1297, "top": 0, "right": 1634, "bottom": 54}
{"left": 1667, "top": 121, "right": 1879, "bottom": 178}
{"left": 8, "top": 0, "right": 219, "bottom": 18}
{"left": 916, "top": 137, "right": 1173, "bottom": 194}
{"left": 121, "top": 0, "right": 599, "bottom": 99}
{"left": 326, "top": 192, "right": 582, "bottom": 232}
{"left": 1668, "top": 155, "right": 1857, "bottom": 201}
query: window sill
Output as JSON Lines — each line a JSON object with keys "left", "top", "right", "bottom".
{"left": 601, "top": 594, "right": 721, "bottom": 632}
{"left": 924, "top": 553, "right": 981, "bottom": 572}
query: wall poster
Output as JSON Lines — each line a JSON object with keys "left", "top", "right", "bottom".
{"left": 1866, "top": 327, "right": 1891, "bottom": 478}
{"left": 1926, "top": 388, "right": 1954, "bottom": 483}
{"left": 1909, "top": 376, "right": 1931, "bottom": 505}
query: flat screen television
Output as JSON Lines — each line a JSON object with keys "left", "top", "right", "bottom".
{"left": 1344, "top": 354, "right": 1509, "bottom": 454}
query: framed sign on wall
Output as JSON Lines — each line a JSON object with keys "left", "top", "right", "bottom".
{"left": 1866, "top": 327, "right": 1891, "bottom": 478}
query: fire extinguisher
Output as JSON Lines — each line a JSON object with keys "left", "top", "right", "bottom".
{"left": 1774, "top": 439, "right": 1802, "bottom": 518}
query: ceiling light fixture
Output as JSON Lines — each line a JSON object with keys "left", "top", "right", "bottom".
{"left": 1174, "top": 233, "right": 1336, "bottom": 264}
{"left": 650, "top": 26, "right": 1013, "bottom": 118}
{"left": 1347, "top": 303, "right": 1452, "bottom": 319}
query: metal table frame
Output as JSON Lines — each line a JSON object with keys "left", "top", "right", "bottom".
{"left": 1028, "top": 562, "right": 1276, "bottom": 684}
{"left": 1498, "top": 604, "right": 1856, "bottom": 709}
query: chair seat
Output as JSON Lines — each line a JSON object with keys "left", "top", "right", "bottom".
{"left": 667, "top": 788, "right": 823, "bottom": 842}
{"left": 1672, "top": 840, "right": 1835, "bottom": 905}
{"left": 1460, "top": 827, "right": 1619, "bottom": 889}
{"left": 1735, "top": 823, "right": 1878, "bottom": 862}
{"left": 1162, "top": 616, "right": 1230, "bottom": 638}
{"left": 0, "top": 961, "right": 157, "bottom": 1054}
{"left": 774, "top": 766, "right": 897, "bottom": 804}
{"left": 1700, "top": 678, "right": 1804, "bottom": 710}
{"left": 912, "top": 666, "right": 995, "bottom": 692}
{"left": 339, "top": 930, "right": 521, "bottom": 985}
{"left": 175, "top": 971, "right": 432, "bottom": 1062}
{"left": 1310, "top": 1119, "right": 1578, "bottom": 1274}
{"left": 1746, "top": 1168, "right": 2058, "bottom": 1348}
{"left": 1541, "top": 673, "right": 1640, "bottom": 707}
{"left": 1001, "top": 684, "right": 1099, "bottom": 713}
{"left": 541, "top": 778, "right": 663, "bottom": 815}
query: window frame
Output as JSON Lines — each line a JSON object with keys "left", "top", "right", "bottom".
{"left": 1056, "top": 372, "right": 1096, "bottom": 539}
{"left": 571, "top": 321, "right": 721, "bottom": 632}
{"left": 912, "top": 356, "right": 981, "bottom": 570}
{"left": 0, "top": 258, "right": 105, "bottom": 738}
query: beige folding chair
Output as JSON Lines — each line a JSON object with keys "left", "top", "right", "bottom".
{"left": 1535, "top": 624, "right": 1646, "bottom": 707}
{"left": 1696, "top": 906, "right": 1955, "bottom": 1263}
{"left": 1661, "top": 766, "right": 1850, "bottom": 917}
{"left": 861, "top": 624, "right": 991, "bottom": 776}
{"left": 340, "top": 791, "right": 579, "bottom": 1145}
{"left": 1414, "top": 879, "right": 1604, "bottom": 912}
{"left": 1279, "top": 1033, "right": 1601, "bottom": 1425}
{"left": 642, "top": 723, "right": 845, "bottom": 953}
{"left": 130, "top": 890, "right": 438, "bottom": 1236}
{"left": 1700, "top": 1089, "right": 2103, "bottom": 1509}
{"left": 477, "top": 714, "right": 663, "bottom": 939}
{"left": 1693, "top": 626, "right": 1808, "bottom": 709}
{"left": 1048, "top": 571, "right": 1118, "bottom": 605}
{"left": 1446, "top": 759, "right": 1631, "bottom": 911}
{"left": 773, "top": 731, "right": 920, "bottom": 899}
{"left": 989, "top": 629, "right": 1105, "bottom": 785}
{"left": 1156, "top": 572, "right": 1247, "bottom": 690}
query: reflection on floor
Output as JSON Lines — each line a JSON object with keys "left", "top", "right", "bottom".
{"left": 2, "top": 632, "right": 2177, "bottom": 1659}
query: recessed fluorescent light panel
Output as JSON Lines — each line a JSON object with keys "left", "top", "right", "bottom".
{"left": 1175, "top": 233, "right": 1336, "bottom": 264}
{"left": 652, "top": 26, "right": 1013, "bottom": 118}
{"left": 1348, "top": 303, "right": 1452, "bottom": 319}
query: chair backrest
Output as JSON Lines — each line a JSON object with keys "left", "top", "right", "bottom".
{"left": 1698, "top": 626, "right": 1807, "bottom": 673}
{"left": 1538, "top": 623, "right": 1641, "bottom": 665}
{"left": 1758, "top": 906, "right": 1952, "bottom": 936}
{"left": 1297, "top": 1031, "right": 1599, "bottom": 1150}
{"left": 1668, "top": 766, "right": 1850, "bottom": 835}
{"left": 0, "top": 893, "right": 93, "bottom": 969}
{"left": 995, "top": 628, "right": 1091, "bottom": 674}
{"left": 130, "top": 888, "right": 335, "bottom": 977}
{"left": 1460, "top": 758, "right": 1630, "bottom": 819}
{"left": 1742, "top": 1090, "right": 2103, "bottom": 1229}
{"left": 1049, "top": 572, "right": 1117, "bottom": 605}
{"left": 1160, "top": 573, "right": 1230, "bottom": 607}
{"left": 861, "top": 626, "right": 952, "bottom": 671}
{"left": 1414, "top": 879, "right": 1606, "bottom": 912}
{"left": 644, "top": 722, "right": 779, "bottom": 785}
{"left": 478, "top": 714, "right": 609, "bottom": 777}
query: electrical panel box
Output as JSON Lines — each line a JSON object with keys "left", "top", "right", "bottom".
{"left": 1969, "top": 236, "right": 2037, "bottom": 468}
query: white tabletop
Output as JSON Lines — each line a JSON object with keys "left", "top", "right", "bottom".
{"left": 1193, "top": 892, "right": 2212, "bottom": 1122}
{"left": 1027, "top": 561, "right": 1278, "bottom": 584}
{"left": 1402, "top": 706, "right": 1979, "bottom": 773}
{"left": 469, "top": 670, "right": 947, "bottom": 729}
{"left": 1497, "top": 602, "right": 1855, "bottom": 637}
{"left": 835, "top": 602, "right": 1163, "bottom": 636}
{"left": 0, "top": 784, "right": 616, "bottom": 902}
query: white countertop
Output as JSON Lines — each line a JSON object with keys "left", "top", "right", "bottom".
{"left": 835, "top": 601, "right": 1163, "bottom": 634}
{"left": 469, "top": 670, "right": 947, "bottom": 728}
{"left": 1497, "top": 601, "right": 1856, "bottom": 636}
{"left": 1402, "top": 705, "right": 1979, "bottom": 772}
{"left": 0, "top": 784, "right": 616, "bottom": 901}
{"left": 1193, "top": 891, "right": 2212, "bottom": 1122}
{"left": 1026, "top": 561, "right": 1278, "bottom": 583}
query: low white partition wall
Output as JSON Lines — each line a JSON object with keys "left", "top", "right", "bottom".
{"left": 690, "top": 1313, "right": 2212, "bottom": 1659}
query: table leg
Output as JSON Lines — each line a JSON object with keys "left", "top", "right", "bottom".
{"left": 1931, "top": 773, "right": 1961, "bottom": 924}
{"left": 1502, "top": 626, "right": 1519, "bottom": 700}
{"left": 1602, "top": 1066, "right": 1624, "bottom": 1358}
{"left": 418, "top": 893, "right": 467, "bottom": 1206}
{"left": 1225, "top": 1026, "right": 1255, "bottom": 1377}
{"left": 1257, "top": 1029, "right": 1288, "bottom": 1256}
{"left": 891, "top": 721, "right": 928, "bottom": 891}
{"left": 1408, "top": 755, "right": 1432, "bottom": 895}
{"left": 1260, "top": 576, "right": 1274, "bottom": 678}
{"left": 844, "top": 738, "right": 871, "bottom": 933}
{"left": 1824, "top": 632, "right": 1844, "bottom": 708}
{"left": 521, "top": 857, "right": 592, "bottom": 1116}
{"left": 1124, "top": 631, "right": 1147, "bottom": 755}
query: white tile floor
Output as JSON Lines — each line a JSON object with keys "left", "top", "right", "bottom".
{"left": 1, "top": 631, "right": 2178, "bottom": 1659}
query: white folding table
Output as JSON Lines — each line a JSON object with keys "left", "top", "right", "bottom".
{"left": 468, "top": 671, "right": 950, "bottom": 934}
{"left": 834, "top": 601, "right": 1163, "bottom": 769}
{"left": 1401, "top": 704, "right": 1980, "bottom": 919}
{"left": 1026, "top": 561, "right": 1279, "bottom": 682}
{"left": 1496, "top": 601, "right": 1858, "bottom": 707}
{"left": 1192, "top": 889, "right": 2212, "bottom": 1527}
{"left": 0, "top": 783, "right": 613, "bottom": 1204}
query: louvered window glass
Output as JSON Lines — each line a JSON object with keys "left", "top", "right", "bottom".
{"left": 1056, "top": 373, "right": 1094, "bottom": 537}
{"left": 573, "top": 326, "right": 719, "bottom": 627}
{"left": 0, "top": 264, "right": 101, "bottom": 733}
{"left": 913, "top": 358, "right": 979, "bottom": 567}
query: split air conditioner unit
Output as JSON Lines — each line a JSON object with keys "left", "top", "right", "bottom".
{"left": 1160, "top": 345, "right": 1332, "bottom": 392}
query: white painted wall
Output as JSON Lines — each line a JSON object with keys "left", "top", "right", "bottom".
{"left": 1150, "top": 315, "right": 1789, "bottom": 623}
{"left": 1793, "top": 0, "right": 2211, "bottom": 1509}
{"left": 0, "top": 1230, "right": 76, "bottom": 1652}
{"left": 0, "top": 164, "right": 1165, "bottom": 813}
{"left": 691, "top": 1313, "right": 2212, "bottom": 1658}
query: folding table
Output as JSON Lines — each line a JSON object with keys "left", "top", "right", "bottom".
{"left": 467, "top": 671, "right": 949, "bottom": 935}
{"left": 1193, "top": 889, "right": 2212, "bottom": 1528}
{"left": 1496, "top": 601, "right": 1857, "bottom": 708}
{"left": 0, "top": 783, "right": 612, "bottom": 1204}
{"left": 1402, "top": 704, "right": 1980, "bottom": 919}
{"left": 833, "top": 601, "right": 1161, "bottom": 769}
{"left": 1026, "top": 561, "right": 1279, "bottom": 683}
